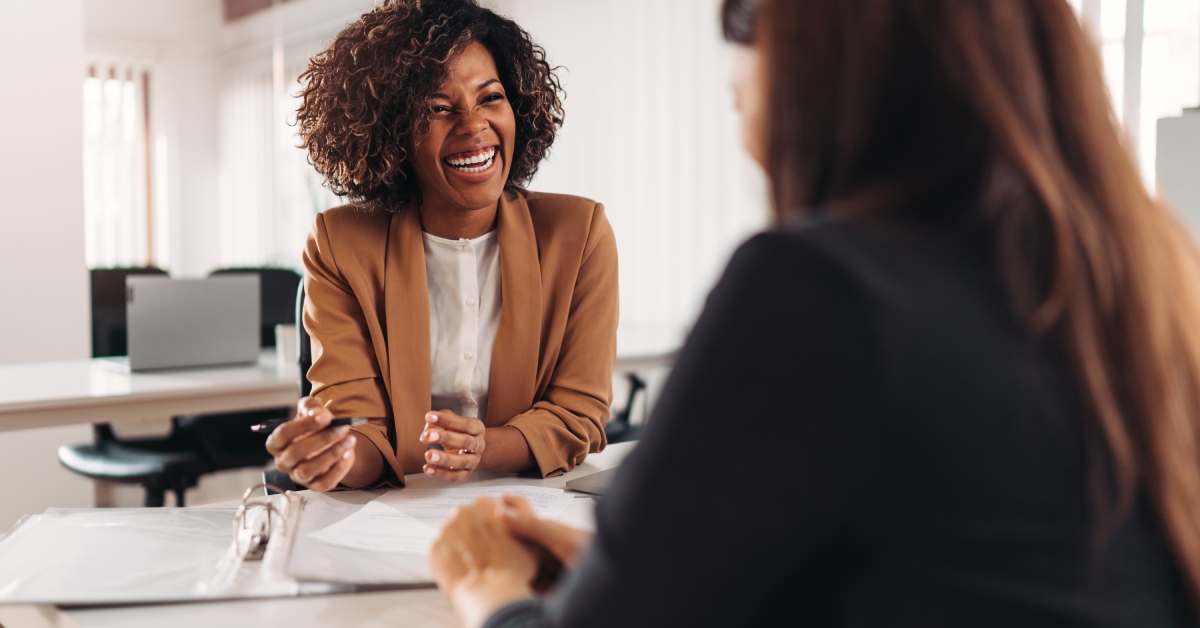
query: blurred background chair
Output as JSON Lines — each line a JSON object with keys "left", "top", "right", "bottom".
{"left": 59, "top": 267, "right": 301, "bottom": 507}
{"left": 297, "top": 281, "right": 312, "bottom": 398}
{"left": 264, "top": 281, "right": 310, "bottom": 493}
{"left": 605, "top": 371, "right": 650, "bottom": 444}
{"left": 211, "top": 267, "right": 302, "bottom": 348}
{"left": 90, "top": 267, "right": 168, "bottom": 358}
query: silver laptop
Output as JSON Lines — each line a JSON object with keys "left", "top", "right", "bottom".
{"left": 111, "top": 275, "right": 261, "bottom": 371}
{"left": 564, "top": 467, "right": 620, "bottom": 496}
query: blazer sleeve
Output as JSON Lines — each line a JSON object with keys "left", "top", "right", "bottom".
{"left": 483, "top": 231, "right": 884, "bottom": 627}
{"left": 303, "top": 213, "right": 402, "bottom": 485}
{"left": 506, "top": 205, "right": 619, "bottom": 477}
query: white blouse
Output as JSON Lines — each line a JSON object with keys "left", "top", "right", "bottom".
{"left": 423, "top": 230, "right": 502, "bottom": 420}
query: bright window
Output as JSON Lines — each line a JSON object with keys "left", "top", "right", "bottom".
{"left": 82, "top": 62, "right": 155, "bottom": 268}
{"left": 1074, "top": 0, "right": 1200, "bottom": 189}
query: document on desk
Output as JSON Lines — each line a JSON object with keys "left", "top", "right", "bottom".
{"left": 307, "top": 486, "right": 573, "bottom": 555}
{"left": 0, "top": 507, "right": 241, "bottom": 605}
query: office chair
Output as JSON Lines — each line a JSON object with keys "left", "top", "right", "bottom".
{"left": 61, "top": 267, "right": 208, "bottom": 506}
{"left": 298, "top": 281, "right": 313, "bottom": 397}
{"left": 211, "top": 267, "right": 302, "bottom": 348}
{"left": 605, "top": 372, "right": 650, "bottom": 443}
{"left": 60, "top": 267, "right": 302, "bottom": 506}
{"left": 264, "top": 281, "right": 311, "bottom": 493}
{"left": 169, "top": 268, "right": 303, "bottom": 476}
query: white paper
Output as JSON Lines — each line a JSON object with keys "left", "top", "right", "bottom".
{"left": 307, "top": 486, "right": 574, "bottom": 555}
{"left": 0, "top": 508, "right": 237, "bottom": 605}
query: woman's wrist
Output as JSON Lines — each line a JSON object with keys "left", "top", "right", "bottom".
{"left": 339, "top": 434, "right": 385, "bottom": 488}
{"left": 478, "top": 426, "right": 534, "bottom": 473}
{"left": 450, "top": 570, "right": 534, "bottom": 628}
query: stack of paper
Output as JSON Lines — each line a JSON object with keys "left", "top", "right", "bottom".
{"left": 288, "top": 485, "right": 574, "bottom": 585}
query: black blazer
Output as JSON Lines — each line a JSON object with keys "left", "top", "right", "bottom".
{"left": 486, "top": 218, "right": 1196, "bottom": 627}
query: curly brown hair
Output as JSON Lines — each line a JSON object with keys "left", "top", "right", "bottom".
{"left": 296, "top": 0, "right": 564, "bottom": 211}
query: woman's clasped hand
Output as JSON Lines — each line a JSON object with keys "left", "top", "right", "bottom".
{"left": 432, "top": 495, "right": 593, "bottom": 627}
{"left": 420, "top": 410, "right": 488, "bottom": 481}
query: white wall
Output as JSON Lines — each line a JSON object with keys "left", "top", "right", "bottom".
{"left": 486, "top": 0, "right": 769, "bottom": 335}
{"left": 216, "top": 0, "right": 372, "bottom": 273}
{"left": 217, "top": 0, "right": 767, "bottom": 336}
{"left": 0, "top": 0, "right": 95, "bottom": 532}
{"left": 85, "top": 0, "right": 225, "bottom": 278}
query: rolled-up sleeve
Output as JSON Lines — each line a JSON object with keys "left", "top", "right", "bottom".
{"left": 507, "top": 205, "right": 618, "bottom": 477}
{"left": 302, "top": 213, "right": 403, "bottom": 485}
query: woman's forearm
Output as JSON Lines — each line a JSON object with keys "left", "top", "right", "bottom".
{"left": 340, "top": 435, "right": 385, "bottom": 487}
{"left": 479, "top": 426, "right": 534, "bottom": 473}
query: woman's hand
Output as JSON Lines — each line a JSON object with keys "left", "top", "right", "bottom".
{"left": 420, "top": 410, "right": 486, "bottom": 482}
{"left": 431, "top": 497, "right": 537, "bottom": 628}
{"left": 498, "top": 495, "right": 593, "bottom": 570}
{"left": 265, "top": 397, "right": 357, "bottom": 492}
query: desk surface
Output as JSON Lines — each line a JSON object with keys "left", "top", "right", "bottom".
{"left": 614, "top": 324, "right": 684, "bottom": 370}
{"left": 0, "top": 350, "right": 299, "bottom": 432}
{"left": 0, "top": 326, "right": 680, "bottom": 435}
{"left": 0, "top": 441, "right": 637, "bottom": 628}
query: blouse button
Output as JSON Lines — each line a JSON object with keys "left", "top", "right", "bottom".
{"left": 466, "top": 297, "right": 476, "bottom": 306}
{"left": 464, "top": 351, "right": 474, "bottom": 360}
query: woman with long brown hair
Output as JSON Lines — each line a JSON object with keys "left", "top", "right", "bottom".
{"left": 429, "top": 0, "right": 1200, "bottom": 625}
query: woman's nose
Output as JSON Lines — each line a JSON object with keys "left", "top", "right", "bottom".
{"left": 455, "top": 108, "right": 489, "bottom": 135}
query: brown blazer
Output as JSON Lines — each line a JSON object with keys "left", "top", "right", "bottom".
{"left": 302, "top": 190, "right": 618, "bottom": 484}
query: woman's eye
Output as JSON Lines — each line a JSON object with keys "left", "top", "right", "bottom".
{"left": 483, "top": 93, "right": 505, "bottom": 104}
{"left": 431, "top": 105, "right": 452, "bottom": 114}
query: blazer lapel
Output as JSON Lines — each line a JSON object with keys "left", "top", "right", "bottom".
{"left": 384, "top": 207, "right": 433, "bottom": 475}
{"left": 485, "top": 192, "right": 542, "bottom": 427}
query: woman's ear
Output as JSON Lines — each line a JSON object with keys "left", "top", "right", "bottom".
{"left": 730, "top": 44, "right": 767, "bottom": 170}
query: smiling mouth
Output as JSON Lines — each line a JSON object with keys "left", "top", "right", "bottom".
{"left": 443, "top": 146, "right": 497, "bottom": 173}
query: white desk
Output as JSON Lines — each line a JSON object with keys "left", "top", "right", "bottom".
{"left": 0, "top": 351, "right": 299, "bottom": 432}
{"left": 0, "top": 441, "right": 637, "bottom": 628}
{"left": 614, "top": 325, "right": 683, "bottom": 371}
{"left": 0, "top": 328, "right": 678, "bottom": 434}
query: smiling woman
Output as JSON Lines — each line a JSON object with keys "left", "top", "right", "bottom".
{"left": 267, "top": 0, "right": 619, "bottom": 491}
{"left": 409, "top": 42, "right": 519, "bottom": 239}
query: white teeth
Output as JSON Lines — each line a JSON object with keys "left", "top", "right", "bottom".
{"left": 452, "top": 153, "right": 494, "bottom": 173}
{"left": 445, "top": 147, "right": 496, "bottom": 167}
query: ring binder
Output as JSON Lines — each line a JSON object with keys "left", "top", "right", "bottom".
{"left": 208, "top": 483, "right": 309, "bottom": 597}
{"left": 233, "top": 483, "right": 290, "bottom": 561}
{"left": 0, "top": 481, "right": 572, "bottom": 606}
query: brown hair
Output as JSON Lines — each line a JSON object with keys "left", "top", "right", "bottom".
{"left": 756, "top": 0, "right": 1200, "bottom": 610}
{"left": 295, "top": 0, "right": 564, "bottom": 212}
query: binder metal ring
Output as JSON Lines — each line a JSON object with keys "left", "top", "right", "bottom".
{"left": 233, "top": 483, "right": 289, "bottom": 561}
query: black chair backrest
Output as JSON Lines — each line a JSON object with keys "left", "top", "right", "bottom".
{"left": 90, "top": 267, "right": 169, "bottom": 358}
{"left": 297, "top": 281, "right": 313, "bottom": 398}
{"left": 210, "top": 267, "right": 302, "bottom": 347}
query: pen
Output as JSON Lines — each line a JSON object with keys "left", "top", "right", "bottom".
{"left": 249, "top": 417, "right": 368, "bottom": 433}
